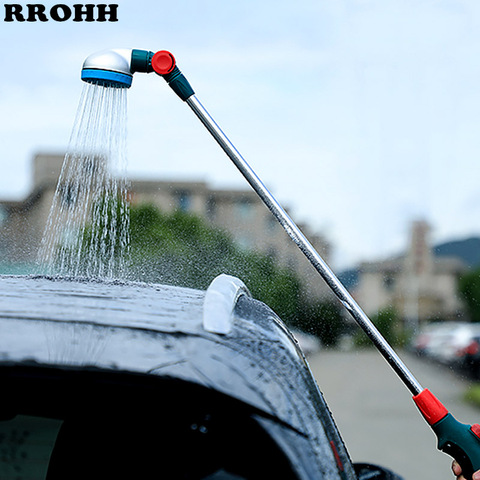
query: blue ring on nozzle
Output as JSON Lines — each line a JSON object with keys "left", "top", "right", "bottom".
{"left": 81, "top": 69, "right": 133, "bottom": 88}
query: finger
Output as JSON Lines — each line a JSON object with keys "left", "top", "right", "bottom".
{"left": 452, "top": 460, "right": 464, "bottom": 478}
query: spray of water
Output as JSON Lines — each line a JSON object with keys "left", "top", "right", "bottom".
{"left": 37, "top": 83, "right": 130, "bottom": 279}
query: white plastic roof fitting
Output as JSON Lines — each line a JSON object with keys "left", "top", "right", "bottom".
{"left": 202, "top": 274, "right": 251, "bottom": 335}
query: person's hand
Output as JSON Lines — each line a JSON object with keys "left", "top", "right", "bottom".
{"left": 452, "top": 460, "right": 480, "bottom": 480}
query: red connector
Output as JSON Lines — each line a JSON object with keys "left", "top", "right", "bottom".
{"left": 151, "top": 50, "right": 176, "bottom": 75}
{"left": 413, "top": 389, "right": 449, "bottom": 426}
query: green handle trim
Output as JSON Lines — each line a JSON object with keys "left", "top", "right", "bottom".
{"left": 131, "top": 49, "right": 154, "bottom": 74}
{"left": 433, "top": 413, "right": 480, "bottom": 480}
{"left": 162, "top": 66, "right": 195, "bottom": 101}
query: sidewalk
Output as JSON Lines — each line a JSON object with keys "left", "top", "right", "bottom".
{"left": 308, "top": 349, "right": 480, "bottom": 480}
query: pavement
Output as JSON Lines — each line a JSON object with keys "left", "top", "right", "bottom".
{"left": 307, "top": 349, "right": 480, "bottom": 480}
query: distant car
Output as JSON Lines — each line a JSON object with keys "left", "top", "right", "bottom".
{"left": 0, "top": 274, "right": 402, "bottom": 479}
{"left": 412, "top": 322, "right": 480, "bottom": 365}
{"left": 457, "top": 335, "right": 480, "bottom": 379}
{"left": 411, "top": 324, "right": 437, "bottom": 357}
{"left": 290, "top": 329, "right": 322, "bottom": 356}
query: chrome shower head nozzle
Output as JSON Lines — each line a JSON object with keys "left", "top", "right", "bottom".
{"left": 81, "top": 48, "right": 154, "bottom": 88}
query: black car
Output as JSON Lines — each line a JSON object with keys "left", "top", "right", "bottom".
{"left": 0, "top": 274, "right": 401, "bottom": 479}
{"left": 458, "top": 335, "right": 480, "bottom": 379}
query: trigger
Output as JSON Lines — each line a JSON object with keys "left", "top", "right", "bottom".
{"left": 442, "top": 442, "right": 473, "bottom": 479}
{"left": 471, "top": 424, "right": 480, "bottom": 439}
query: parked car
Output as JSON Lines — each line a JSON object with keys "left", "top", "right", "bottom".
{"left": 290, "top": 329, "right": 322, "bottom": 356}
{"left": 0, "top": 274, "right": 402, "bottom": 479}
{"left": 411, "top": 323, "right": 440, "bottom": 357}
{"left": 412, "top": 322, "right": 480, "bottom": 365}
{"left": 456, "top": 335, "right": 480, "bottom": 379}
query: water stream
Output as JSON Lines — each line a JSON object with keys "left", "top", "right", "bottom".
{"left": 37, "top": 83, "right": 130, "bottom": 279}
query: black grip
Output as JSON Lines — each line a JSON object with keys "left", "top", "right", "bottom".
{"left": 442, "top": 441, "right": 474, "bottom": 480}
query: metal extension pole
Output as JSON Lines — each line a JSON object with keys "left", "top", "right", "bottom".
{"left": 186, "top": 94, "right": 423, "bottom": 396}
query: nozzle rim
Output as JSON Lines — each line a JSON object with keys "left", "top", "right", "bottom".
{"left": 81, "top": 69, "right": 133, "bottom": 88}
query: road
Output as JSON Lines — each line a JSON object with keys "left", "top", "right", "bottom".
{"left": 308, "top": 349, "right": 480, "bottom": 480}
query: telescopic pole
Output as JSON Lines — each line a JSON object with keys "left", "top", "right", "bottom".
{"left": 186, "top": 94, "right": 423, "bottom": 395}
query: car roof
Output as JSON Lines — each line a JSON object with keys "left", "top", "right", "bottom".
{"left": 0, "top": 274, "right": 355, "bottom": 479}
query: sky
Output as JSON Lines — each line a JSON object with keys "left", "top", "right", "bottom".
{"left": 1, "top": 0, "right": 480, "bottom": 270}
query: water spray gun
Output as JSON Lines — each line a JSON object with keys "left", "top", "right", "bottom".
{"left": 81, "top": 48, "right": 480, "bottom": 479}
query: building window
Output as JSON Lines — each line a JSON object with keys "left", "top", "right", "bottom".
{"left": 176, "top": 190, "right": 191, "bottom": 212}
{"left": 59, "top": 183, "right": 77, "bottom": 207}
{"left": 206, "top": 195, "right": 216, "bottom": 220}
{"left": 235, "top": 198, "right": 253, "bottom": 220}
{"left": 266, "top": 214, "right": 277, "bottom": 231}
{"left": 0, "top": 206, "right": 7, "bottom": 227}
{"left": 383, "top": 274, "right": 395, "bottom": 291}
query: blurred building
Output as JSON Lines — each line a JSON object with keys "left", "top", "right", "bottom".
{"left": 353, "top": 220, "right": 466, "bottom": 326}
{"left": 0, "top": 153, "right": 333, "bottom": 301}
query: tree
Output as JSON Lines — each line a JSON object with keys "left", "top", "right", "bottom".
{"left": 290, "top": 300, "right": 346, "bottom": 347}
{"left": 354, "top": 307, "right": 402, "bottom": 347}
{"left": 458, "top": 268, "right": 480, "bottom": 322}
{"left": 77, "top": 200, "right": 345, "bottom": 337}
{"left": 126, "top": 203, "right": 303, "bottom": 324}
